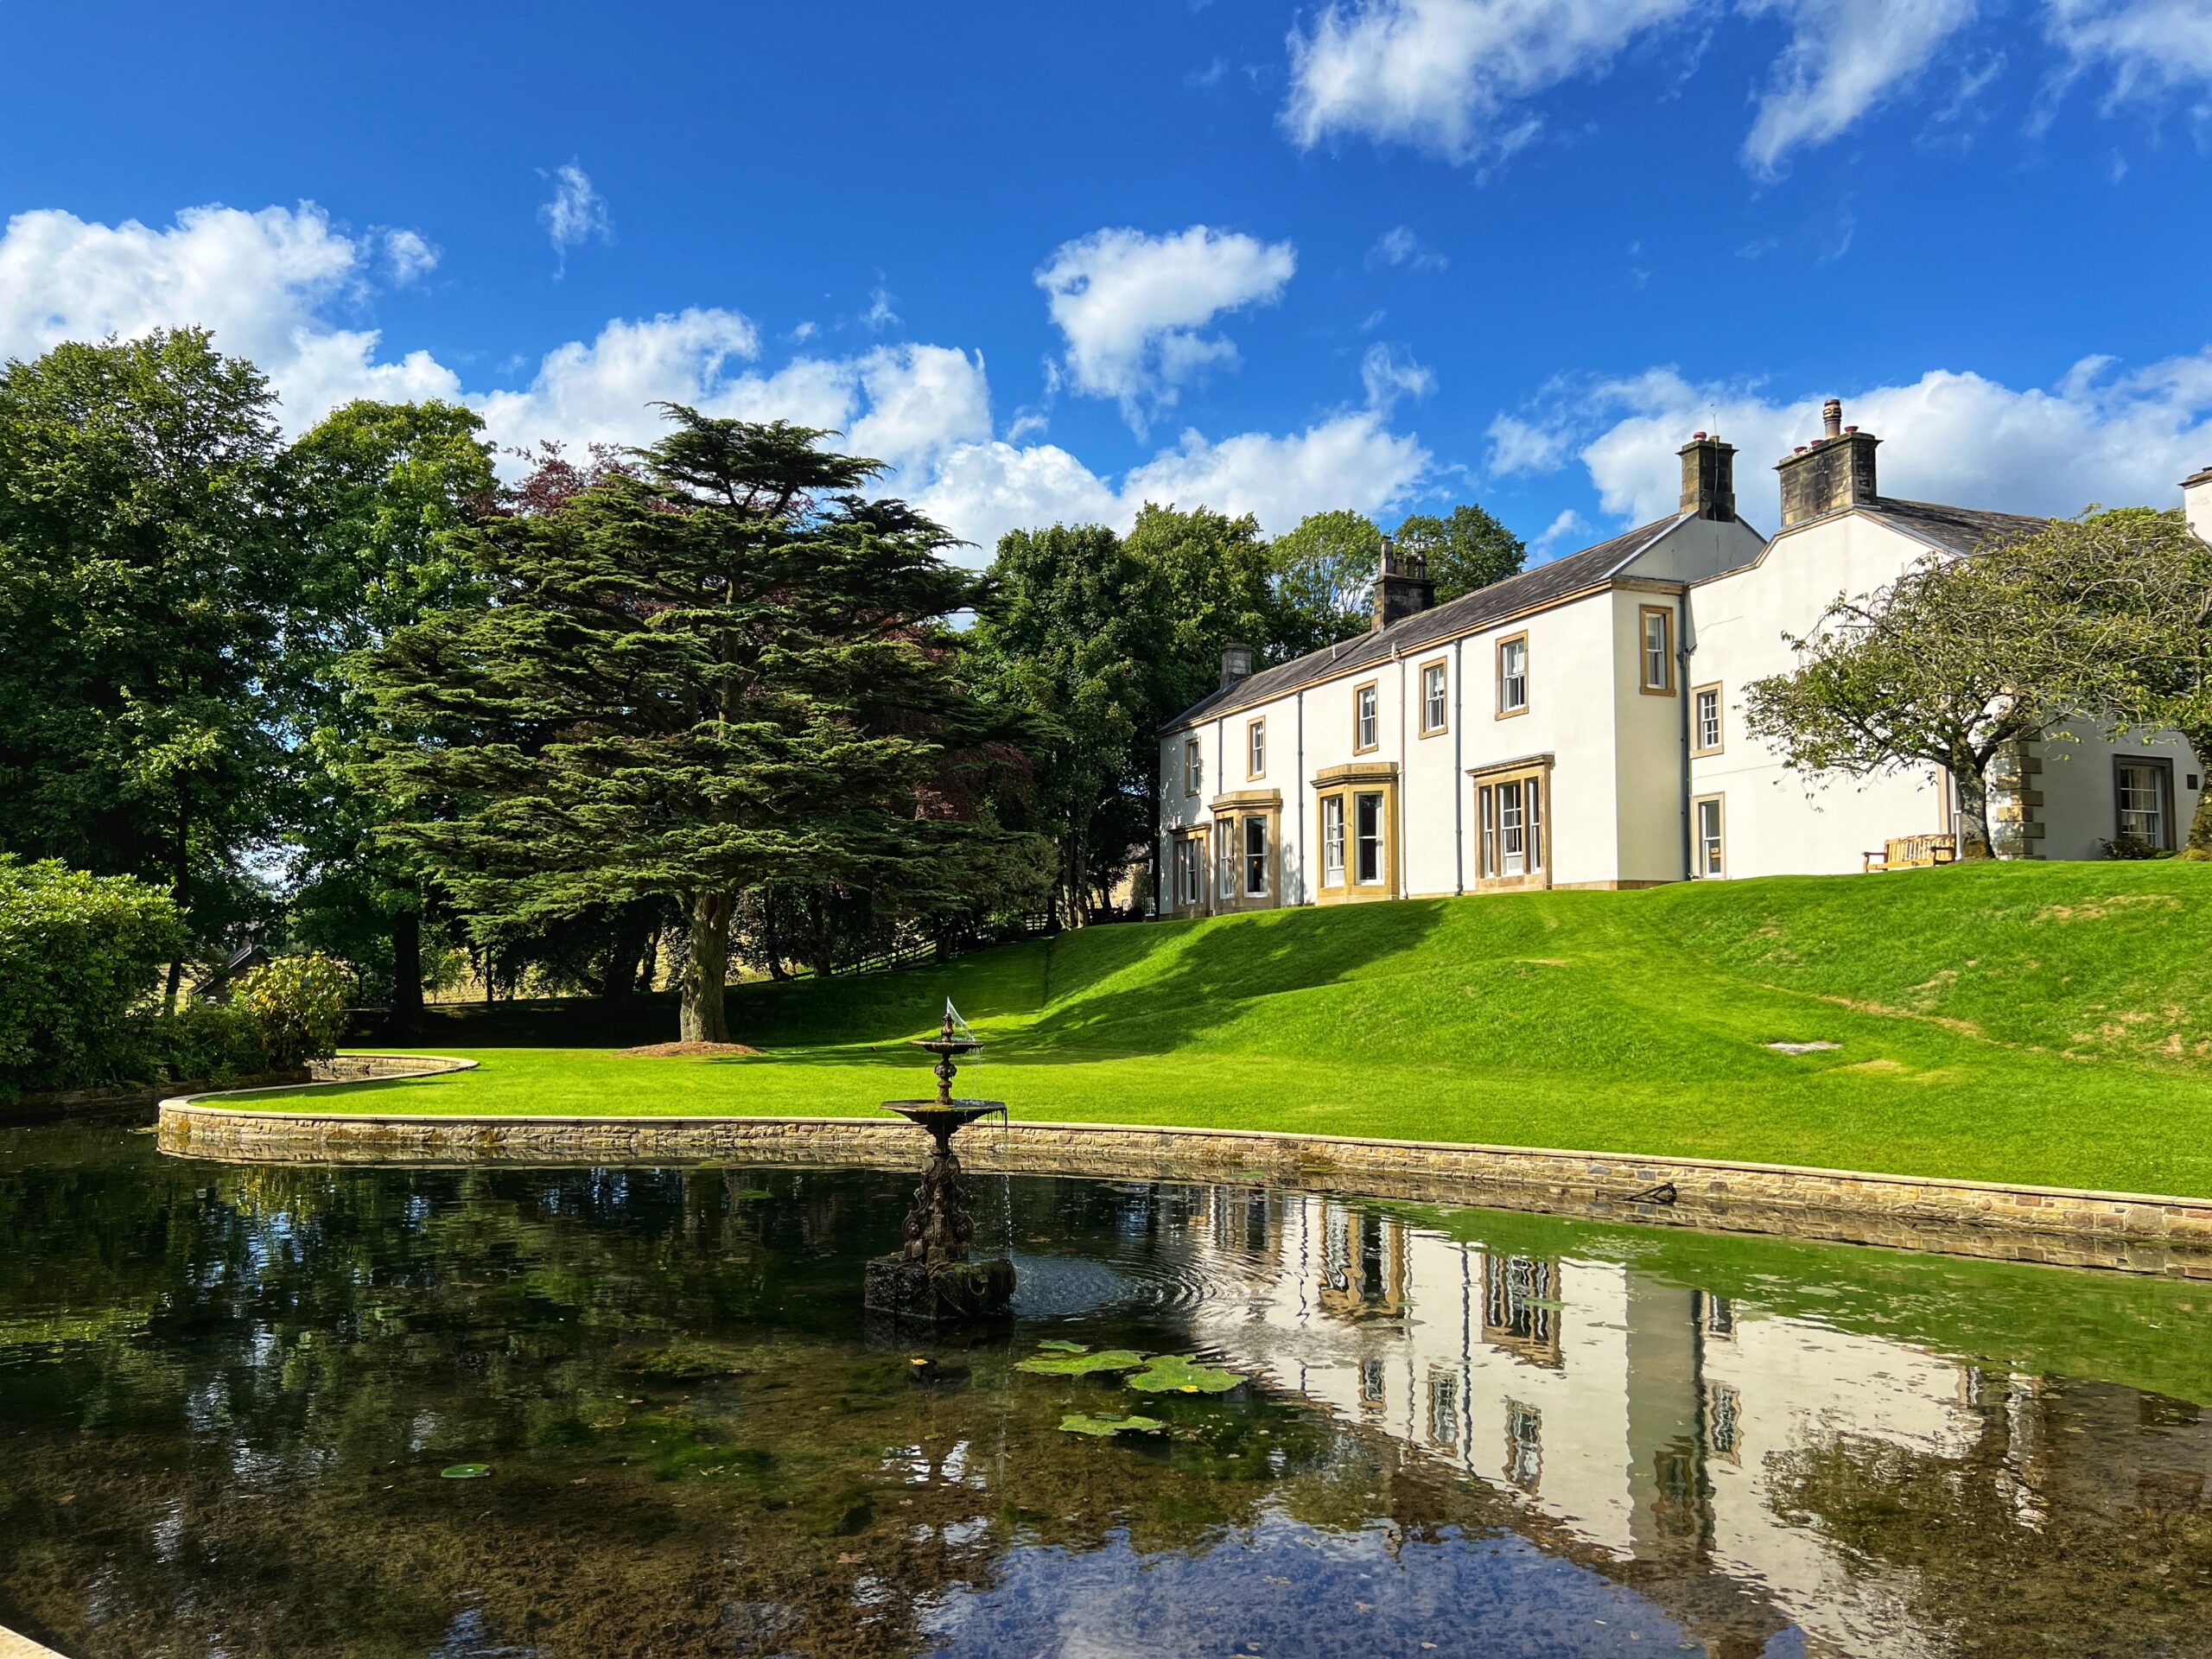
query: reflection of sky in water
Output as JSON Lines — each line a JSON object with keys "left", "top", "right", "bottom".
{"left": 1, "top": 1128, "right": 2209, "bottom": 1659}
{"left": 924, "top": 1510, "right": 1702, "bottom": 1658}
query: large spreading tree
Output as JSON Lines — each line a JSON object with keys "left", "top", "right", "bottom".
{"left": 0, "top": 330, "right": 290, "bottom": 1006}
{"left": 283, "top": 398, "right": 499, "bottom": 1027}
{"left": 356, "top": 408, "right": 1022, "bottom": 1042}
{"left": 1742, "top": 537, "right": 2112, "bottom": 859}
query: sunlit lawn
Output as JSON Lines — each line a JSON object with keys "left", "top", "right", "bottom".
{"left": 240, "top": 860, "right": 2212, "bottom": 1198}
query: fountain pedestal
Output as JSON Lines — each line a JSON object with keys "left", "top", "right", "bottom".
{"left": 862, "top": 1011, "right": 1015, "bottom": 1327}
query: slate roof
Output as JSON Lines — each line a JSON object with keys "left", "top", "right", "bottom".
{"left": 1163, "top": 512, "right": 1693, "bottom": 733}
{"left": 1858, "top": 497, "right": 2050, "bottom": 555}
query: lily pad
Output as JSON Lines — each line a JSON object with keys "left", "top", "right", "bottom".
{"left": 731, "top": 1188, "right": 773, "bottom": 1201}
{"left": 1015, "top": 1348, "right": 1147, "bottom": 1376}
{"left": 1058, "top": 1413, "right": 1167, "bottom": 1438}
{"left": 440, "top": 1463, "right": 493, "bottom": 1479}
{"left": 1033, "top": 1338, "right": 1090, "bottom": 1354}
{"left": 1127, "top": 1355, "right": 1245, "bottom": 1395}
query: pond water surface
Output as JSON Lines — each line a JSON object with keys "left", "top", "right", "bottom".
{"left": 2, "top": 1126, "right": 2209, "bottom": 1658}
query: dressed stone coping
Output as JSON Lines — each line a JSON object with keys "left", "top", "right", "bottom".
{"left": 156, "top": 1065, "right": 2212, "bottom": 1280}
{"left": 0, "top": 1622, "right": 70, "bottom": 1659}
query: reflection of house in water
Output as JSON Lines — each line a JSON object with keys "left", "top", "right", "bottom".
{"left": 1168, "top": 1191, "right": 2049, "bottom": 1659}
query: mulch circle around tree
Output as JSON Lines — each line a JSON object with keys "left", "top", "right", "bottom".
{"left": 616, "top": 1041, "right": 761, "bottom": 1058}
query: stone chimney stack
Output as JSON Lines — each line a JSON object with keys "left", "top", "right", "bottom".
{"left": 2184, "top": 464, "right": 2212, "bottom": 545}
{"left": 1677, "top": 432, "right": 1738, "bottom": 521}
{"left": 1777, "top": 398, "right": 1881, "bottom": 526}
{"left": 1372, "top": 535, "right": 1434, "bottom": 629}
{"left": 1219, "top": 642, "right": 1253, "bottom": 690}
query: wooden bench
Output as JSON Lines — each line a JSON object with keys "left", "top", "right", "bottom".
{"left": 1862, "top": 834, "right": 1959, "bottom": 873}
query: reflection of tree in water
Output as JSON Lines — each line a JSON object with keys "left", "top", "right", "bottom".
{"left": 1767, "top": 1370, "right": 2212, "bottom": 1659}
{"left": 7, "top": 1141, "right": 1778, "bottom": 1657}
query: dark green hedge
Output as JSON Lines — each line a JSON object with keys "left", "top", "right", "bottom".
{"left": 0, "top": 857, "right": 185, "bottom": 1098}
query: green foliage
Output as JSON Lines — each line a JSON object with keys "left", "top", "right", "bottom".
{"left": 283, "top": 399, "right": 502, "bottom": 1020}
{"left": 231, "top": 953, "right": 351, "bottom": 1068}
{"left": 152, "top": 998, "right": 271, "bottom": 1084}
{"left": 1126, "top": 1354, "right": 1246, "bottom": 1394}
{"left": 276, "top": 861, "right": 2212, "bottom": 1198}
{"left": 1269, "top": 510, "right": 1382, "bottom": 652}
{"left": 1993, "top": 508, "right": 2212, "bottom": 852}
{"left": 1015, "top": 1349, "right": 1147, "bottom": 1376}
{"left": 0, "top": 857, "right": 183, "bottom": 1096}
{"left": 970, "top": 523, "right": 1160, "bottom": 918}
{"left": 1058, "top": 1413, "right": 1166, "bottom": 1437}
{"left": 1742, "top": 537, "right": 2108, "bottom": 858}
{"left": 1393, "top": 504, "right": 1526, "bottom": 601}
{"left": 354, "top": 408, "right": 1029, "bottom": 1042}
{"left": 0, "top": 332, "right": 291, "bottom": 967}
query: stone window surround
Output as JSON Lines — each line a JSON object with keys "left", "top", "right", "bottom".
{"left": 1312, "top": 762, "right": 1398, "bottom": 904}
{"left": 1691, "top": 682, "right": 1725, "bottom": 756}
{"left": 1496, "top": 632, "right": 1529, "bottom": 720}
{"left": 1469, "top": 752, "right": 1554, "bottom": 893}
{"left": 1207, "top": 788, "right": 1284, "bottom": 912}
{"left": 1638, "top": 604, "right": 1676, "bottom": 696}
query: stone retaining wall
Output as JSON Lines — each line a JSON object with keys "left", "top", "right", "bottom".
{"left": 157, "top": 1079, "right": 2212, "bottom": 1279}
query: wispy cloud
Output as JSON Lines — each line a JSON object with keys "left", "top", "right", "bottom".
{"left": 537, "top": 162, "right": 611, "bottom": 276}
{"left": 1367, "top": 225, "right": 1449, "bottom": 272}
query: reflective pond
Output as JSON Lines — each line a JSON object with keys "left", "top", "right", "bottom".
{"left": 2, "top": 1126, "right": 2209, "bottom": 1658}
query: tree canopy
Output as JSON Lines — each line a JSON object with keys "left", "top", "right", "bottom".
{"left": 1270, "top": 509, "right": 1382, "bottom": 652}
{"left": 0, "top": 330, "right": 290, "bottom": 1004}
{"left": 1394, "top": 504, "right": 1526, "bottom": 601}
{"left": 355, "top": 407, "right": 1028, "bottom": 1040}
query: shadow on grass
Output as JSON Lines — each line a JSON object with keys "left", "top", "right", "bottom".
{"left": 1007, "top": 901, "right": 1448, "bottom": 1059}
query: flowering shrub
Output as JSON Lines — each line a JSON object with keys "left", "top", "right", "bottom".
{"left": 231, "top": 954, "right": 351, "bottom": 1070}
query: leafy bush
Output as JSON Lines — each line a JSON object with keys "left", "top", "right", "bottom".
{"left": 150, "top": 1000, "right": 271, "bottom": 1085}
{"left": 0, "top": 858, "right": 184, "bottom": 1098}
{"left": 2101, "top": 834, "right": 2172, "bottom": 861}
{"left": 231, "top": 953, "right": 351, "bottom": 1069}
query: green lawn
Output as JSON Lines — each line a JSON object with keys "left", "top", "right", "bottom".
{"left": 243, "top": 861, "right": 2212, "bottom": 1198}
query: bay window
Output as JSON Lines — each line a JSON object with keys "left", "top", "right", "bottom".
{"left": 1471, "top": 757, "right": 1552, "bottom": 889}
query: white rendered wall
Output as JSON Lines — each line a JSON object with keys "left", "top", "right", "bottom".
{"left": 2187, "top": 474, "right": 2211, "bottom": 544}
{"left": 2036, "top": 721, "right": 2202, "bottom": 859}
{"left": 1688, "top": 512, "right": 2206, "bottom": 874}
{"left": 1687, "top": 516, "right": 1954, "bottom": 877}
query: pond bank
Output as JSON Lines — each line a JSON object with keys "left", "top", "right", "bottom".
{"left": 160, "top": 1071, "right": 2212, "bottom": 1278}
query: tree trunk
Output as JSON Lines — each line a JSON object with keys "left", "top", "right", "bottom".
{"left": 1954, "top": 760, "right": 1995, "bottom": 860}
{"left": 2179, "top": 726, "right": 2212, "bottom": 855}
{"left": 163, "top": 798, "right": 190, "bottom": 1016}
{"left": 391, "top": 909, "right": 424, "bottom": 1034}
{"left": 600, "top": 903, "right": 652, "bottom": 1001}
{"left": 679, "top": 890, "right": 734, "bottom": 1043}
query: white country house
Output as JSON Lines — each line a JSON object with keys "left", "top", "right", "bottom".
{"left": 1157, "top": 404, "right": 2211, "bottom": 912}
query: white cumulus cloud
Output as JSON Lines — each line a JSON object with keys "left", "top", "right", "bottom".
{"left": 1035, "top": 225, "right": 1296, "bottom": 433}
{"left": 1281, "top": 0, "right": 1697, "bottom": 167}
{"left": 1741, "top": 0, "right": 1980, "bottom": 175}
{"left": 0, "top": 203, "right": 462, "bottom": 429}
{"left": 1503, "top": 356, "right": 2212, "bottom": 528}
{"left": 0, "top": 199, "right": 1437, "bottom": 563}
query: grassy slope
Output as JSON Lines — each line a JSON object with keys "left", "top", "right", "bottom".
{"left": 251, "top": 861, "right": 2212, "bottom": 1197}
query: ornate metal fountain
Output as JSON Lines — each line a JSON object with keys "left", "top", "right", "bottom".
{"left": 861, "top": 1003, "right": 1016, "bottom": 1325}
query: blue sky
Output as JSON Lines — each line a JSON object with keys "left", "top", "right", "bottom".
{"left": 4, "top": 0, "right": 2209, "bottom": 559}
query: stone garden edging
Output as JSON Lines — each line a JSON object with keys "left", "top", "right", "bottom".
{"left": 156, "top": 1069, "right": 2212, "bottom": 1279}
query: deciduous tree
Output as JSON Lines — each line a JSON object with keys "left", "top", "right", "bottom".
{"left": 1393, "top": 504, "right": 1525, "bottom": 602}
{"left": 1743, "top": 540, "right": 2106, "bottom": 860}
{"left": 0, "top": 331, "right": 289, "bottom": 1005}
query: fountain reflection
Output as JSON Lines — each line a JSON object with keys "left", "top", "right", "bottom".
{"left": 1, "top": 1131, "right": 2208, "bottom": 1659}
